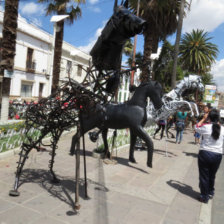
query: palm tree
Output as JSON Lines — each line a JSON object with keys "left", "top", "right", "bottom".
{"left": 171, "top": 0, "right": 185, "bottom": 89}
{"left": 0, "top": 0, "right": 19, "bottom": 121}
{"left": 123, "top": 39, "right": 133, "bottom": 57}
{"left": 179, "top": 29, "right": 219, "bottom": 74}
{"left": 38, "top": 0, "right": 85, "bottom": 93}
{"left": 129, "top": 0, "right": 184, "bottom": 82}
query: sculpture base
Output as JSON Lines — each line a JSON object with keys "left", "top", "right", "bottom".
{"left": 9, "top": 190, "right": 20, "bottom": 197}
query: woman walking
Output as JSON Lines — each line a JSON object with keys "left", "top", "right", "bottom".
{"left": 175, "top": 109, "right": 187, "bottom": 144}
{"left": 195, "top": 109, "right": 224, "bottom": 203}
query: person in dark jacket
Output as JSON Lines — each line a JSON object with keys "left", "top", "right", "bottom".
{"left": 153, "top": 120, "right": 166, "bottom": 140}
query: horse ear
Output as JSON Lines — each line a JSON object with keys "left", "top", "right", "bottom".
{"left": 113, "top": 0, "right": 118, "bottom": 12}
{"left": 123, "top": 0, "right": 129, "bottom": 8}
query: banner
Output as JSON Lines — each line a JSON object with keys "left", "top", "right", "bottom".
{"left": 204, "top": 85, "right": 217, "bottom": 103}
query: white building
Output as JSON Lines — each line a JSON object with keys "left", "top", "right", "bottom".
{"left": 0, "top": 11, "right": 91, "bottom": 102}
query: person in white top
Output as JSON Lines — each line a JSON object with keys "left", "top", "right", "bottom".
{"left": 195, "top": 109, "right": 224, "bottom": 203}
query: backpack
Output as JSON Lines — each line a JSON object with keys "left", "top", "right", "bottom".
{"left": 176, "top": 121, "right": 185, "bottom": 131}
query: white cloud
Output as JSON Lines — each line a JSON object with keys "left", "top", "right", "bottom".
{"left": 0, "top": 5, "right": 4, "bottom": 11}
{"left": 20, "top": 2, "right": 45, "bottom": 16}
{"left": 183, "top": 0, "right": 224, "bottom": 32}
{"left": 211, "top": 59, "right": 224, "bottom": 92}
{"left": 89, "top": 0, "right": 99, "bottom": 5}
{"left": 78, "top": 21, "right": 107, "bottom": 53}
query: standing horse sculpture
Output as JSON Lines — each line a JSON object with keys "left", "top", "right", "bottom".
{"left": 9, "top": 0, "right": 147, "bottom": 210}
{"left": 147, "top": 75, "right": 204, "bottom": 122}
{"left": 70, "top": 81, "right": 163, "bottom": 168}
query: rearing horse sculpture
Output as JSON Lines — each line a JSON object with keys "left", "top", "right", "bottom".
{"left": 70, "top": 81, "right": 163, "bottom": 168}
{"left": 9, "top": 0, "right": 147, "bottom": 210}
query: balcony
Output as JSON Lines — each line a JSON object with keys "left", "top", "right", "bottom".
{"left": 26, "top": 61, "right": 36, "bottom": 73}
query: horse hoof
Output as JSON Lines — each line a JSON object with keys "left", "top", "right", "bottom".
{"left": 129, "top": 157, "right": 136, "bottom": 163}
{"left": 9, "top": 190, "right": 20, "bottom": 197}
{"left": 147, "top": 162, "right": 152, "bottom": 168}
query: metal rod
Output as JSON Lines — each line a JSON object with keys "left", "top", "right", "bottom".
{"left": 79, "top": 113, "right": 88, "bottom": 199}
{"left": 75, "top": 123, "right": 81, "bottom": 210}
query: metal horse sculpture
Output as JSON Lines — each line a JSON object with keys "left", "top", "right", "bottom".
{"left": 9, "top": 0, "right": 146, "bottom": 210}
{"left": 147, "top": 75, "right": 204, "bottom": 122}
{"left": 70, "top": 81, "right": 163, "bottom": 168}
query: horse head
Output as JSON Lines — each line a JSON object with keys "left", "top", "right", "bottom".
{"left": 113, "top": 0, "right": 146, "bottom": 37}
{"left": 189, "top": 75, "right": 204, "bottom": 92}
{"left": 181, "top": 75, "right": 205, "bottom": 97}
{"left": 134, "top": 81, "right": 163, "bottom": 110}
{"left": 90, "top": 0, "right": 146, "bottom": 70}
{"left": 147, "top": 81, "right": 163, "bottom": 110}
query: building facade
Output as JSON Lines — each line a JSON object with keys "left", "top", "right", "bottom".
{"left": 0, "top": 11, "right": 91, "bottom": 102}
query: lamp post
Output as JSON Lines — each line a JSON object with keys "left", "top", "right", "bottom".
{"left": 49, "top": 15, "right": 69, "bottom": 95}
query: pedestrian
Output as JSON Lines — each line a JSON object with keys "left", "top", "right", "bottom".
{"left": 175, "top": 108, "right": 188, "bottom": 144}
{"left": 153, "top": 119, "right": 166, "bottom": 140}
{"left": 194, "top": 130, "right": 200, "bottom": 145}
{"left": 195, "top": 109, "right": 224, "bottom": 203}
{"left": 166, "top": 116, "right": 175, "bottom": 138}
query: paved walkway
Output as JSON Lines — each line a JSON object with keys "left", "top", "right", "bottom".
{"left": 0, "top": 128, "right": 223, "bottom": 224}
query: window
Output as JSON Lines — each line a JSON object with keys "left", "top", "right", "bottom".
{"left": 21, "top": 82, "right": 33, "bottom": 97}
{"left": 26, "top": 48, "right": 36, "bottom": 72}
{"left": 66, "top": 60, "right": 72, "bottom": 75}
{"left": 77, "top": 64, "right": 82, "bottom": 77}
{"left": 39, "top": 83, "right": 44, "bottom": 100}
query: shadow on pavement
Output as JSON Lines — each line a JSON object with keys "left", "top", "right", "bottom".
{"left": 19, "top": 169, "right": 108, "bottom": 213}
{"left": 167, "top": 180, "right": 199, "bottom": 200}
{"left": 183, "top": 151, "right": 198, "bottom": 158}
{"left": 154, "top": 148, "right": 177, "bottom": 157}
{"left": 115, "top": 156, "right": 149, "bottom": 174}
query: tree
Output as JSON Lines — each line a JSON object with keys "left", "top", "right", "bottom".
{"left": 179, "top": 29, "right": 219, "bottom": 74}
{"left": 38, "top": 0, "right": 85, "bottom": 93}
{"left": 171, "top": 0, "right": 185, "bottom": 89}
{"left": 129, "top": 0, "right": 184, "bottom": 82}
{"left": 0, "top": 0, "right": 19, "bottom": 121}
{"left": 153, "top": 40, "right": 184, "bottom": 92}
{"left": 201, "top": 72, "right": 215, "bottom": 86}
{"left": 123, "top": 39, "right": 133, "bottom": 57}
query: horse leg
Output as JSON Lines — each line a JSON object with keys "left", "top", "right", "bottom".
{"left": 102, "top": 128, "right": 110, "bottom": 158}
{"left": 69, "top": 132, "right": 79, "bottom": 155}
{"left": 134, "top": 126, "right": 154, "bottom": 168}
{"left": 129, "top": 130, "right": 137, "bottom": 163}
{"left": 9, "top": 143, "right": 33, "bottom": 196}
{"left": 49, "top": 135, "right": 61, "bottom": 183}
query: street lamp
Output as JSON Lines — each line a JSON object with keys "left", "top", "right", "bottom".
{"left": 49, "top": 15, "right": 69, "bottom": 95}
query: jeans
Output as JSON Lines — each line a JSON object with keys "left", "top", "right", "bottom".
{"left": 176, "top": 130, "right": 183, "bottom": 143}
{"left": 198, "top": 150, "right": 222, "bottom": 198}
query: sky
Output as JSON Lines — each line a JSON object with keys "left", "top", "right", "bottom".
{"left": 0, "top": 0, "right": 224, "bottom": 92}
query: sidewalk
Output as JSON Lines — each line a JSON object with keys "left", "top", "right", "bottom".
{"left": 0, "top": 128, "right": 223, "bottom": 224}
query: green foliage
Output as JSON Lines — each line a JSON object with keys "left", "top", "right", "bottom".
{"left": 38, "top": 0, "right": 85, "bottom": 24}
{"left": 123, "top": 39, "right": 133, "bottom": 57}
{"left": 153, "top": 40, "right": 184, "bottom": 92}
{"left": 179, "top": 29, "right": 219, "bottom": 74}
{"left": 126, "top": 52, "right": 144, "bottom": 68}
{"left": 0, "top": 121, "right": 25, "bottom": 135}
{"left": 201, "top": 72, "right": 215, "bottom": 86}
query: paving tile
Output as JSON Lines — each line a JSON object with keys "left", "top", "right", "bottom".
{"left": 0, "top": 198, "right": 16, "bottom": 212}
{"left": 0, "top": 205, "right": 42, "bottom": 224}
{"left": 31, "top": 215, "right": 67, "bottom": 224}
